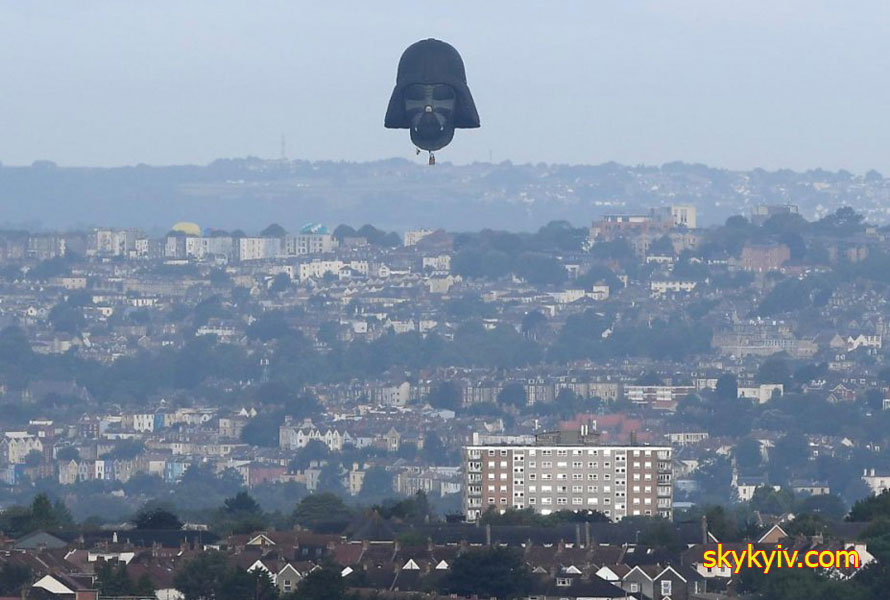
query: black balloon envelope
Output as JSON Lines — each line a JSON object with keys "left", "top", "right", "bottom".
{"left": 385, "top": 39, "right": 480, "bottom": 153}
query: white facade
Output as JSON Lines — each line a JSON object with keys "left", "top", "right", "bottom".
{"left": 404, "top": 229, "right": 434, "bottom": 246}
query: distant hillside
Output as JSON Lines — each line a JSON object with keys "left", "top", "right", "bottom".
{"left": 1, "top": 157, "right": 887, "bottom": 232}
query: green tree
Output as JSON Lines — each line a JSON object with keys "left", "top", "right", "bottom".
{"left": 287, "top": 564, "right": 344, "bottom": 600}
{"left": 359, "top": 467, "right": 393, "bottom": 500}
{"left": 173, "top": 551, "right": 229, "bottom": 600}
{"left": 497, "top": 382, "right": 527, "bottom": 409}
{"left": 218, "top": 569, "right": 276, "bottom": 600}
{"left": 849, "top": 490, "right": 890, "bottom": 522}
{"left": 734, "top": 438, "right": 762, "bottom": 472}
{"left": 427, "top": 381, "right": 462, "bottom": 411}
{"left": 0, "top": 563, "right": 32, "bottom": 595}
{"left": 133, "top": 505, "right": 183, "bottom": 530}
{"left": 446, "top": 546, "right": 531, "bottom": 599}
{"left": 292, "top": 493, "right": 351, "bottom": 532}
{"left": 715, "top": 373, "right": 738, "bottom": 401}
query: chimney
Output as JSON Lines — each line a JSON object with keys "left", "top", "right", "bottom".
{"left": 485, "top": 523, "right": 491, "bottom": 547}
{"left": 557, "top": 539, "right": 565, "bottom": 553}
{"left": 585, "top": 521, "right": 591, "bottom": 548}
{"left": 575, "top": 524, "right": 582, "bottom": 547}
{"left": 361, "top": 539, "right": 369, "bottom": 551}
{"left": 872, "top": 468, "right": 876, "bottom": 477}
{"left": 701, "top": 514, "right": 709, "bottom": 545}
{"left": 427, "top": 537, "right": 433, "bottom": 552}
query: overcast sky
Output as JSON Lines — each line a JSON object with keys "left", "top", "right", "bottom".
{"left": 2, "top": 1, "right": 890, "bottom": 172}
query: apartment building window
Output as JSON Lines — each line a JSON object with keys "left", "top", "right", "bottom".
{"left": 500, "top": 461, "right": 507, "bottom": 468}
{"left": 488, "top": 473, "right": 494, "bottom": 480}
{"left": 633, "top": 485, "right": 641, "bottom": 493}
{"left": 557, "top": 449, "right": 567, "bottom": 457}
{"left": 603, "top": 498, "right": 611, "bottom": 504}
{"left": 604, "top": 461, "right": 611, "bottom": 468}
{"left": 529, "top": 449, "right": 536, "bottom": 456}
{"left": 556, "top": 577, "right": 571, "bottom": 587}
{"left": 529, "top": 473, "right": 537, "bottom": 480}
{"left": 488, "top": 450, "right": 495, "bottom": 456}
{"left": 633, "top": 450, "right": 641, "bottom": 457}
{"left": 661, "top": 580, "right": 672, "bottom": 595}
{"left": 487, "top": 461, "right": 495, "bottom": 468}
{"left": 487, "top": 497, "right": 495, "bottom": 504}
{"left": 587, "top": 497, "right": 598, "bottom": 505}
{"left": 529, "top": 461, "right": 536, "bottom": 468}
{"left": 588, "top": 462, "right": 598, "bottom": 468}
{"left": 542, "top": 461, "right": 552, "bottom": 468}
{"left": 557, "top": 497, "right": 567, "bottom": 505}
{"left": 633, "top": 473, "right": 641, "bottom": 481}
{"left": 645, "top": 461, "right": 652, "bottom": 468}
{"left": 604, "top": 474, "right": 611, "bottom": 480}
{"left": 633, "top": 462, "right": 641, "bottom": 468}
{"left": 528, "top": 485, "right": 537, "bottom": 492}
{"left": 529, "top": 497, "right": 536, "bottom": 504}
{"left": 644, "top": 450, "right": 652, "bottom": 457}
{"left": 542, "top": 473, "right": 552, "bottom": 480}
{"left": 557, "top": 473, "right": 567, "bottom": 480}
{"left": 588, "top": 473, "right": 598, "bottom": 480}
{"left": 542, "top": 497, "right": 552, "bottom": 505}
{"left": 572, "top": 461, "right": 583, "bottom": 468}
{"left": 500, "top": 473, "right": 507, "bottom": 480}
{"left": 488, "top": 485, "right": 495, "bottom": 492}
{"left": 587, "top": 449, "right": 599, "bottom": 456}
{"left": 572, "top": 485, "right": 583, "bottom": 493}
{"left": 572, "top": 497, "right": 582, "bottom": 505}
{"left": 556, "top": 461, "right": 567, "bottom": 468}
{"left": 645, "top": 473, "right": 652, "bottom": 480}
{"left": 557, "top": 485, "right": 567, "bottom": 493}
{"left": 500, "top": 450, "right": 508, "bottom": 456}
{"left": 587, "top": 485, "right": 598, "bottom": 493}
{"left": 542, "top": 485, "right": 552, "bottom": 492}
{"left": 500, "top": 498, "right": 507, "bottom": 504}
{"left": 542, "top": 450, "right": 552, "bottom": 456}
{"left": 500, "top": 485, "right": 507, "bottom": 492}
{"left": 572, "top": 473, "right": 583, "bottom": 480}
{"left": 572, "top": 449, "right": 582, "bottom": 456}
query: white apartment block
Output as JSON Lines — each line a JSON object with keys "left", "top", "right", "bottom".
{"left": 463, "top": 440, "right": 673, "bottom": 523}
{"left": 650, "top": 280, "right": 697, "bottom": 296}
{"left": 286, "top": 233, "right": 338, "bottom": 255}
{"left": 404, "top": 229, "right": 434, "bottom": 247}
{"left": 237, "top": 237, "right": 282, "bottom": 262}
{"left": 298, "top": 260, "right": 369, "bottom": 282}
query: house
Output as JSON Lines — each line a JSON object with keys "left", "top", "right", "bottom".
{"left": 525, "top": 573, "right": 630, "bottom": 599}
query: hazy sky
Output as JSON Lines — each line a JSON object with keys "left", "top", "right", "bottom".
{"left": 2, "top": 1, "right": 890, "bottom": 172}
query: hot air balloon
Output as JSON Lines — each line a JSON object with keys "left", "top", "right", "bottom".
{"left": 385, "top": 38, "right": 480, "bottom": 165}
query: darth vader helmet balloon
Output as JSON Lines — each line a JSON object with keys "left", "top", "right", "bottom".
{"left": 385, "top": 39, "right": 480, "bottom": 152}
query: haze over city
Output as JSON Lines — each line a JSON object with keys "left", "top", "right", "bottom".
{"left": 2, "top": 4, "right": 890, "bottom": 600}
{"left": 2, "top": 1, "right": 890, "bottom": 172}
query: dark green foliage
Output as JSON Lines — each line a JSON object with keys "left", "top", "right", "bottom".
{"left": 359, "top": 467, "right": 394, "bottom": 501}
{"left": 734, "top": 438, "right": 762, "bottom": 473}
{"left": 286, "top": 564, "right": 344, "bottom": 600}
{"left": 497, "top": 382, "right": 527, "bottom": 408}
{"left": 849, "top": 490, "right": 890, "bottom": 522}
{"left": 446, "top": 546, "right": 531, "bottom": 599}
{"left": 132, "top": 504, "right": 183, "bottom": 530}
{"left": 0, "top": 563, "right": 32, "bottom": 595}
{"left": 427, "top": 380, "right": 462, "bottom": 410}
{"left": 292, "top": 493, "right": 352, "bottom": 532}
{"left": 715, "top": 373, "right": 738, "bottom": 401}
